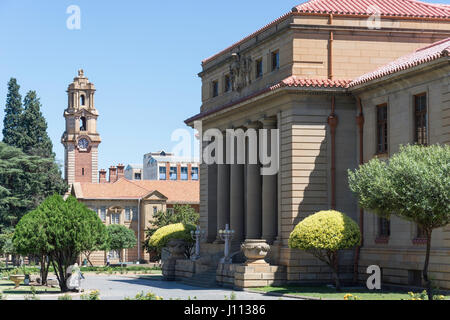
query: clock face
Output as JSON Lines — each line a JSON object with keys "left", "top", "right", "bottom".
{"left": 78, "top": 138, "right": 89, "bottom": 149}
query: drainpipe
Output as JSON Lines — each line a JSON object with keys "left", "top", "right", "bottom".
{"left": 328, "top": 14, "right": 334, "bottom": 80}
{"left": 327, "top": 96, "right": 338, "bottom": 210}
{"left": 353, "top": 97, "right": 365, "bottom": 282}
{"left": 138, "top": 198, "right": 141, "bottom": 262}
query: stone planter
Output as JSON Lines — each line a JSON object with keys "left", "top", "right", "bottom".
{"left": 162, "top": 239, "right": 187, "bottom": 281}
{"left": 241, "top": 239, "right": 270, "bottom": 265}
{"left": 9, "top": 275, "right": 25, "bottom": 288}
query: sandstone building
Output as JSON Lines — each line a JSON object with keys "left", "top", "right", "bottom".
{"left": 184, "top": 0, "right": 450, "bottom": 289}
{"left": 62, "top": 70, "right": 199, "bottom": 265}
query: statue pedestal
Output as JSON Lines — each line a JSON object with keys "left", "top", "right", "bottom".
{"left": 233, "top": 239, "right": 286, "bottom": 289}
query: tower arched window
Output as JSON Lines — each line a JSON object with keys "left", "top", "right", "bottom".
{"left": 80, "top": 117, "right": 87, "bottom": 131}
{"left": 80, "top": 94, "right": 85, "bottom": 106}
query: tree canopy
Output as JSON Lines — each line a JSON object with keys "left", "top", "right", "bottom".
{"left": 13, "top": 194, "right": 106, "bottom": 292}
{"left": 2, "top": 78, "right": 24, "bottom": 148}
{"left": 348, "top": 144, "right": 450, "bottom": 299}
{"left": 104, "top": 224, "right": 137, "bottom": 263}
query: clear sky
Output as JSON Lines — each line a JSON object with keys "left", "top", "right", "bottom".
{"left": 0, "top": 0, "right": 449, "bottom": 172}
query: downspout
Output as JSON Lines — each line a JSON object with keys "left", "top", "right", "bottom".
{"left": 328, "top": 96, "right": 337, "bottom": 210}
{"left": 353, "top": 97, "right": 365, "bottom": 282}
{"left": 328, "top": 14, "right": 334, "bottom": 80}
{"left": 138, "top": 198, "right": 141, "bottom": 262}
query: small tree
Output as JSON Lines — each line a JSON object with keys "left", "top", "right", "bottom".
{"left": 104, "top": 225, "right": 137, "bottom": 265}
{"left": 148, "top": 223, "right": 196, "bottom": 258}
{"left": 288, "top": 210, "right": 361, "bottom": 291}
{"left": 143, "top": 205, "right": 199, "bottom": 257}
{"left": 348, "top": 144, "right": 450, "bottom": 300}
{"left": 0, "top": 227, "right": 15, "bottom": 267}
{"left": 13, "top": 209, "right": 51, "bottom": 284}
{"left": 15, "top": 194, "right": 106, "bottom": 292}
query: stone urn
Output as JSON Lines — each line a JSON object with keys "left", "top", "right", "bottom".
{"left": 241, "top": 239, "right": 270, "bottom": 265}
{"left": 9, "top": 275, "right": 25, "bottom": 289}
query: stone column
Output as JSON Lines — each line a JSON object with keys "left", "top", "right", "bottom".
{"left": 229, "top": 128, "right": 245, "bottom": 243}
{"left": 245, "top": 122, "right": 262, "bottom": 240}
{"left": 261, "top": 118, "right": 278, "bottom": 244}
{"left": 216, "top": 131, "right": 230, "bottom": 243}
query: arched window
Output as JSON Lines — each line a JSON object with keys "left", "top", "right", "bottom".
{"left": 80, "top": 117, "right": 87, "bottom": 131}
{"left": 80, "top": 94, "right": 85, "bottom": 106}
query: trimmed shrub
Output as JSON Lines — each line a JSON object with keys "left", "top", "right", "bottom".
{"left": 148, "top": 223, "right": 196, "bottom": 254}
{"left": 289, "top": 210, "right": 360, "bottom": 291}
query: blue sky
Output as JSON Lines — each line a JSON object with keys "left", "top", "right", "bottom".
{"left": 0, "top": 0, "right": 449, "bottom": 172}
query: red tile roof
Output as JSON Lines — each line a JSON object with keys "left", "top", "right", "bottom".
{"left": 271, "top": 76, "right": 351, "bottom": 89}
{"left": 74, "top": 179, "right": 199, "bottom": 204}
{"left": 293, "top": 0, "right": 450, "bottom": 18}
{"left": 350, "top": 37, "right": 450, "bottom": 87}
{"left": 185, "top": 76, "right": 350, "bottom": 124}
{"left": 202, "top": 1, "right": 450, "bottom": 65}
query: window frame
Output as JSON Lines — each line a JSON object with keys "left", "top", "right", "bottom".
{"left": 191, "top": 167, "right": 199, "bottom": 180}
{"left": 414, "top": 93, "right": 428, "bottom": 146}
{"left": 255, "top": 58, "right": 263, "bottom": 79}
{"left": 159, "top": 166, "right": 166, "bottom": 180}
{"left": 376, "top": 103, "right": 388, "bottom": 155}
{"left": 170, "top": 166, "right": 177, "bottom": 180}
{"left": 271, "top": 50, "right": 280, "bottom": 71}
{"left": 224, "top": 74, "right": 232, "bottom": 93}
{"left": 212, "top": 80, "right": 219, "bottom": 97}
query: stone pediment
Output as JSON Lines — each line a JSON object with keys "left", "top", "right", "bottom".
{"left": 142, "top": 190, "right": 168, "bottom": 201}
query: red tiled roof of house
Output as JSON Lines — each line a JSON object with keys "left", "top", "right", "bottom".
{"left": 350, "top": 37, "right": 450, "bottom": 87}
{"left": 185, "top": 76, "right": 350, "bottom": 124}
{"left": 293, "top": 0, "right": 450, "bottom": 18}
{"left": 74, "top": 179, "right": 199, "bottom": 203}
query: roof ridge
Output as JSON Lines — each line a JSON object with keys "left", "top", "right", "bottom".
{"left": 121, "top": 178, "right": 153, "bottom": 193}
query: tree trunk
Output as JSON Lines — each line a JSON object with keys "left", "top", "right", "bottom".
{"left": 423, "top": 229, "right": 433, "bottom": 300}
{"left": 40, "top": 255, "right": 49, "bottom": 285}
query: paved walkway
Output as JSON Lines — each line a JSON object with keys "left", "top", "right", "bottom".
{"left": 6, "top": 274, "right": 299, "bottom": 300}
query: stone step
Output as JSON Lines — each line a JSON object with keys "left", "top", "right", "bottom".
{"left": 180, "top": 269, "right": 218, "bottom": 288}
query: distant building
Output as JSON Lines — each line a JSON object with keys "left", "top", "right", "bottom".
{"left": 124, "top": 164, "right": 143, "bottom": 180}
{"left": 142, "top": 151, "right": 199, "bottom": 181}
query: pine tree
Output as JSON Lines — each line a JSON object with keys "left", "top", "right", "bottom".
{"left": 2, "top": 78, "right": 24, "bottom": 147}
{"left": 21, "top": 90, "right": 54, "bottom": 158}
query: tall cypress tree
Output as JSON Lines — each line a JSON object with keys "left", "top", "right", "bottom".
{"left": 21, "top": 90, "right": 54, "bottom": 158}
{"left": 2, "top": 78, "right": 24, "bottom": 147}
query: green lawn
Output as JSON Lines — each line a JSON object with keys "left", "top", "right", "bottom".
{"left": 0, "top": 279, "right": 60, "bottom": 295}
{"left": 252, "top": 285, "right": 449, "bottom": 300}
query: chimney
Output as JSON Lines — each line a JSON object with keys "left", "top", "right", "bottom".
{"left": 117, "top": 163, "right": 125, "bottom": 180}
{"left": 109, "top": 166, "right": 117, "bottom": 183}
{"left": 99, "top": 169, "right": 107, "bottom": 183}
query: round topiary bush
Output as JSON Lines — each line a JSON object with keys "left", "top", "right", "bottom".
{"left": 289, "top": 210, "right": 360, "bottom": 251}
{"left": 148, "top": 223, "right": 196, "bottom": 254}
{"left": 288, "top": 210, "right": 360, "bottom": 291}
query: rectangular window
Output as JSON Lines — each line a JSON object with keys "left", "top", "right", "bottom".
{"left": 271, "top": 50, "right": 280, "bottom": 71}
{"left": 134, "top": 172, "right": 141, "bottom": 180}
{"left": 159, "top": 166, "right": 166, "bottom": 180}
{"left": 224, "top": 75, "right": 232, "bottom": 92}
{"left": 111, "top": 213, "right": 120, "bottom": 225}
{"left": 212, "top": 80, "right": 219, "bottom": 97}
{"left": 191, "top": 167, "right": 199, "bottom": 180}
{"left": 378, "top": 217, "right": 390, "bottom": 237}
{"left": 256, "top": 58, "right": 263, "bottom": 78}
{"left": 82, "top": 168, "right": 85, "bottom": 176}
{"left": 125, "top": 207, "right": 131, "bottom": 221}
{"left": 132, "top": 207, "right": 138, "bottom": 220}
{"left": 170, "top": 166, "right": 177, "bottom": 180}
{"left": 153, "top": 206, "right": 158, "bottom": 214}
{"left": 167, "top": 208, "right": 174, "bottom": 214}
{"left": 414, "top": 93, "right": 428, "bottom": 145}
{"left": 180, "top": 167, "right": 188, "bottom": 180}
{"left": 100, "top": 207, "right": 106, "bottom": 222}
{"left": 417, "top": 224, "right": 427, "bottom": 239}
{"left": 109, "top": 250, "right": 120, "bottom": 259}
{"left": 376, "top": 104, "right": 388, "bottom": 154}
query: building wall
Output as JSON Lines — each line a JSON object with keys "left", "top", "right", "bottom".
{"left": 355, "top": 63, "right": 450, "bottom": 289}
{"left": 75, "top": 148, "right": 93, "bottom": 183}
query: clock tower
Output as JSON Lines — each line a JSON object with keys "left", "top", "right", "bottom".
{"left": 62, "top": 69, "right": 101, "bottom": 185}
